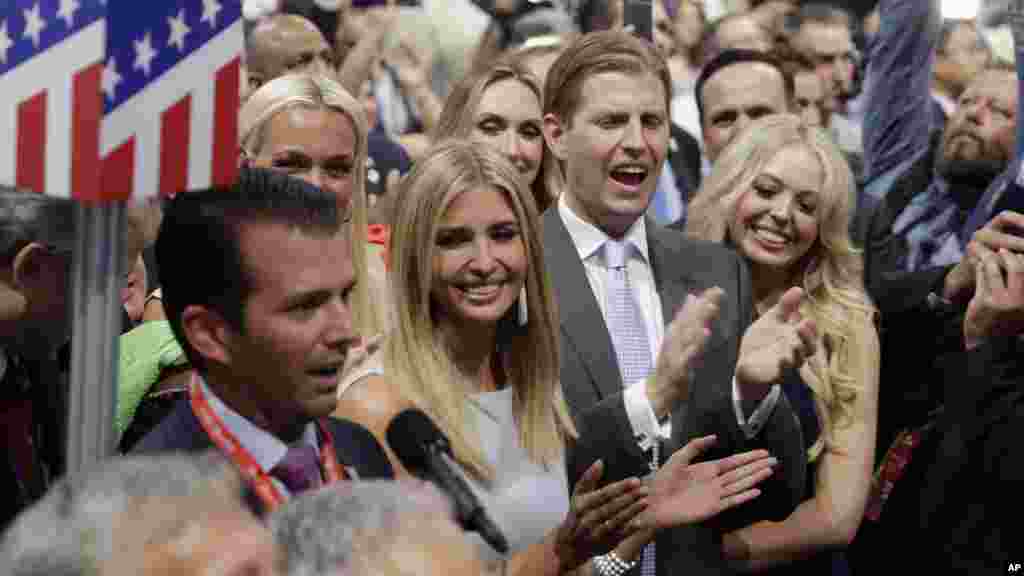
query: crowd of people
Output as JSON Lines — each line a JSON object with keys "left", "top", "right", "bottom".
{"left": 1, "top": 0, "right": 1020, "bottom": 574}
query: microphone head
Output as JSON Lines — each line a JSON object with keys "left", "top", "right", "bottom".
{"left": 386, "top": 409, "right": 451, "bottom": 474}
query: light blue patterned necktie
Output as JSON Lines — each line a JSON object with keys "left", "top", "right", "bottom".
{"left": 603, "top": 239, "right": 656, "bottom": 576}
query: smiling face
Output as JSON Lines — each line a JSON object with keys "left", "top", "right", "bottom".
{"left": 253, "top": 107, "right": 358, "bottom": 209}
{"left": 227, "top": 220, "right": 359, "bottom": 427}
{"left": 728, "top": 145, "right": 824, "bottom": 275}
{"left": 471, "top": 79, "right": 545, "bottom": 187}
{"left": 549, "top": 71, "right": 669, "bottom": 238}
{"left": 431, "top": 186, "right": 526, "bottom": 332}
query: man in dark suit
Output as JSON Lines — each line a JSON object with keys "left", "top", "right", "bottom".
{"left": 540, "top": 30, "right": 813, "bottom": 575}
{"left": 852, "top": 227, "right": 1023, "bottom": 573}
{"left": 134, "top": 168, "right": 392, "bottom": 516}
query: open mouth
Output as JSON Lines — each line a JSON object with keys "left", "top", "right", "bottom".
{"left": 307, "top": 363, "right": 344, "bottom": 387}
{"left": 610, "top": 165, "right": 649, "bottom": 188}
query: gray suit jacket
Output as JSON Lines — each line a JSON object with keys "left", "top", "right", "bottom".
{"left": 542, "top": 208, "right": 805, "bottom": 576}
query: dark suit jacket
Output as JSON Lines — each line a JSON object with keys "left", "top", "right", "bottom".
{"left": 853, "top": 337, "right": 1023, "bottom": 573}
{"left": 133, "top": 399, "right": 393, "bottom": 517}
{"left": 916, "top": 336, "right": 1023, "bottom": 570}
{"left": 542, "top": 208, "right": 806, "bottom": 576}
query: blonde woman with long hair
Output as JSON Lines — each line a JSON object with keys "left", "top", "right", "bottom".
{"left": 336, "top": 140, "right": 779, "bottom": 574}
{"left": 686, "top": 113, "right": 879, "bottom": 574}
{"left": 239, "top": 73, "right": 386, "bottom": 338}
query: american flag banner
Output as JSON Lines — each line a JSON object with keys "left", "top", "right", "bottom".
{"left": 101, "top": 0, "right": 242, "bottom": 200}
{"left": 0, "top": 0, "right": 105, "bottom": 199}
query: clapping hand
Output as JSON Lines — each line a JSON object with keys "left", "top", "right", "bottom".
{"left": 963, "top": 245, "right": 1024, "bottom": 350}
{"left": 630, "top": 436, "right": 776, "bottom": 530}
{"left": 944, "top": 211, "right": 1024, "bottom": 304}
{"left": 649, "top": 287, "right": 724, "bottom": 419}
{"left": 554, "top": 461, "right": 649, "bottom": 572}
{"left": 736, "top": 287, "right": 817, "bottom": 400}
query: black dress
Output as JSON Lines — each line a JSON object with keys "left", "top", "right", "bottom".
{"left": 760, "top": 373, "right": 850, "bottom": 576}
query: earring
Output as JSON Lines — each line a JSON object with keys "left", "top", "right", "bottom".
{"left": 517, "top": 287, "right": 528, "bottom": 327}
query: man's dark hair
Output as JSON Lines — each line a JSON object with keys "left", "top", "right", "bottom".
{"left": 695, "top": 49, "right": 794, "bottom": 127}
{"left": 0, "top": 187, "right": 75, "bottom": 267}
{"left": 156, "top": 167, "right": 346, "bottom": 372}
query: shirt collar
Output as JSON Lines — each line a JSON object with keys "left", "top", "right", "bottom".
{"left": 198, "top": 377, "right": 319, "bottom": 473}
{"left": 557, "top": 194, "right": 650, "bottom": 265}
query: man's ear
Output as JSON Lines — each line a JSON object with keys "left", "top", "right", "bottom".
{"left": 247, "top": 72, "right": 264, "bottom": 93}
{"left": 543, "top": 113, "right": 569, "bottom": 162}
{"left": 11, "top": 243, "right": 47, "bottom": 291}
{"left": 181, "top": 305, "right": 235, "bottom": 368}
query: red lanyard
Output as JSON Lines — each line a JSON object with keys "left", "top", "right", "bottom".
{"left": 189, "top": 374, "right": 347, "bottom": 511}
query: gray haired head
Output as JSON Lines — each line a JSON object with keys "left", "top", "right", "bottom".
{"left": 0, "top": 187, "right": 75, "bottom": 266}
{"left": 269, "top": 480, "right": 458, "bottom": 576}
{"left": 0, "top": 452, "right": 245, "bottom": 576}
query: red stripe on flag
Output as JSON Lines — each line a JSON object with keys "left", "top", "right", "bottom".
{"left": 101, "top": 138, "right": 135, "bottom": 201}
{"left": 72, "top": 62, "right": 104, "bottom": 201}
{"left": 160, "top": 95, "right": 191, "bottom": 197}
{"left": 16, "top": 92, "right": 47, "bottom": 194}
{"left": 212, "top": 56, "right": 241, "bottom": 188}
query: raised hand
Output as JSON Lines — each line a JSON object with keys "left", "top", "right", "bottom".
{"left": 631, "top": 436, "right": 775, "bottom": 530}
{"left": 554, "top": 461, "right": 649, "bottom": 572}
{"left": 648, "top": 287, "right": 724, "bottom": 419}
{"left": 944, "top": 211, "right": 1024, "bottom": 304}
{"left": 736, "top": 286, "right": 817, "bottom": 399}
{"left": 964, "top": 244, "right": 1024, "bottom": 350}
{"left": 385, "top": 39, "right": 432, "bottom": 92}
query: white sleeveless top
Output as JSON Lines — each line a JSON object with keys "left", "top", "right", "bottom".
{"left": 337, "top": 356, "right": 570, "bottom": 560}
{"left": 464, "top": 387, "right": 570, "bottom": 561}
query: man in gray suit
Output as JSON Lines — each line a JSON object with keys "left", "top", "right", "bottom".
{"left": 540, "top": 30, "right": 812, "bottom": 575}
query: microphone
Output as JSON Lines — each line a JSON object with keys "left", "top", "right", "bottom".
{"left": 386, "top": 409, "right": 511, "bottom": 555}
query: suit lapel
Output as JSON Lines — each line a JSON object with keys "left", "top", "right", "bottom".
{"left": 646, "top": 222, "right": 697, "bottom": 453}
{"left": 542, "top": 209, "right": 623, "bottom": 401}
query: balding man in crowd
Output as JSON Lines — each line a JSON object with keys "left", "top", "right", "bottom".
{"left": 246, "top": 14, "right": 339, "bottom": 94}
{"left": 0, "top": 452, "right": 278, "bottom": 576}
{"left": 271, "top": 481, "right": 486, "bottom": 576}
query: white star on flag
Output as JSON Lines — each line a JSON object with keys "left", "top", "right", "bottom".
{"left": 133, "top": 31, "right": 156, "bottom": 76}
{"left": 57, "top": 0, "right": 80, "bottom": 29}
{"left": 167, "top": 9, "right": 190, "bottom": 52}
{"left": 201, "top": 0, "right": 223, "bottom": 29}
{"left": 0, "top": 20, "right": 12, "bottom": 64}
{"left": 22, "top": 2, "right": 47, "bottom": 47}
{"left": 103, "top": 57, "right": 122, "bottom": 100}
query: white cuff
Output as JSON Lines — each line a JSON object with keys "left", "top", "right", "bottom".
{"left": 624, "top": 378, "right": 672, "bottom": 448}
{"left": 732, "top": 377, "right": 781, "bottom": 440}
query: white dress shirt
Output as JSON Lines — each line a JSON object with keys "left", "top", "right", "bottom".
{"left": 199, "top": 377, "right": 320, "bottom": 498}
{"left": 558, "top": 196, "right": 778, "bottom": 443}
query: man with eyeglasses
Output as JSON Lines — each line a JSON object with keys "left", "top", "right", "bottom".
{"left": 0, "top": 188, "right": 76, "bottom": 531}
